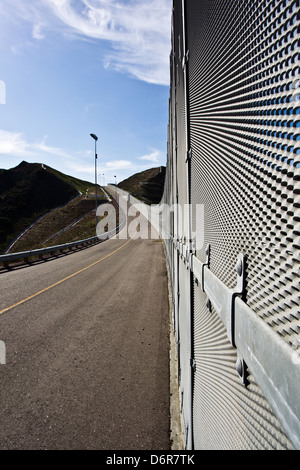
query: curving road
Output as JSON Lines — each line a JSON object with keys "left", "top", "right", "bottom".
{"left": 0, "top": 213, "right": 170, "bottom": 450}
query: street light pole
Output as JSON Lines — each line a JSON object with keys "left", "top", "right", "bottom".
{"left": 90, "top": 133, "right": 98, "bottom": 228}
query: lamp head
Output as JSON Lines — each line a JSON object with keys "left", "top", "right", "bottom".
{"left": 90, "top": 133, "right": 98, "bottom": 141}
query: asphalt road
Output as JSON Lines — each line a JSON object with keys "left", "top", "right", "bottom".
{"left": 0, "top": 219, "right": 171, "bottom": 450}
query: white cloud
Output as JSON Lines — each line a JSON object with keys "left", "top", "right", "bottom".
{"left": 31, "top": 141, "right": 71, "bottom": 159}
{"left": 3, "top": 0, "right": 172, "bottom": 85}
{"left": 50, "top": 0, "right": 172, "bottom": 84}
{"left": 32, "top": 23, "right": 45, "bottom": 40}
{"left": 0, "top": 130, "right": 30, "bottom": 156}
{"left": 0, "top": 129, "right": 72, "bottom": 160}
{"left": 105, "top": 159, "right": 133, "bottom": 170}
{"left": 139, "top": 150, "right": 162, "bottom": 164}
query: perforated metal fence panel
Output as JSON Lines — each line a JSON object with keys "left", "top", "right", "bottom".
{"left": 161, "top": 0, "right": 300, "bottom": 450}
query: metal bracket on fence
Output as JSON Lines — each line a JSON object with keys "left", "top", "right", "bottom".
{"left": 185, "top": 148, "right": 192, "bottom": 163}
{"left": 182, "top": 50, "right": 189, "bottom": 69}
{"left": 176, "top": 242, "right": 248, "bottom": 376}
{"left": 190, "top": 357, "right": 196, "bottom": 373}
{"left": 191, "top": 244, "right": 210, "bottom": 292}
{"left": 178, "top": 240, "right": 183, "bottom": 259}
{"left": 203, "top": 253, "right": 245, "bottom": 347}
{"left": 236, "top": 353, "right": 248, "bottom": 387}
{"left": 177, "top": 239, "right": 190, "bottom": 267}
{"left": 182, "top": 244, "right": 188, "bottom": 264}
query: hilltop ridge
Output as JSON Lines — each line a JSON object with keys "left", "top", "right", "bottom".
{"left": 117, "top": 166, "right": 166, "bottom": 205}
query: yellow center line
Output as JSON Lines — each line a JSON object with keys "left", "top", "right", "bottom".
{"left": 0, "top": 235, "right": 135, "bottom": 316}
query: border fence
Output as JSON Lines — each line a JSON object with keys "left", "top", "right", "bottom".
{"left": 160, "top": 0, "right": 299, "bottom": 450}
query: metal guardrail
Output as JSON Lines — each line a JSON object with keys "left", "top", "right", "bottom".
{"left": 0, "top": 235, "right": 100, "bottom": 267}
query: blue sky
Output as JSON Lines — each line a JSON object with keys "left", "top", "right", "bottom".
{"left": 0, "top": 0, "right": 171, "bottom": 185}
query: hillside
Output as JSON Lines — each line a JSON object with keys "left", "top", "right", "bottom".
{"left": 45, "top": 165, "right": 92, "bottom": 195}
{"left": 117, "top": 166, "right": 166, "bottom": 204}
{"left": 0, "top": 161, "right": 98, "bottom": 254}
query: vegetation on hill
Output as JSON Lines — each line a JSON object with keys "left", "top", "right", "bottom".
{"left": 45, "top": 165, "right": 92, "bottom": 195}
{"left": 0, "top": 161, "right": 100, "bottom": 254}
{"left": 117, "top": 166, "right": 166, "bottom": 204}
{"left": 8, "top": 197, "right": 96, "bottom": 253}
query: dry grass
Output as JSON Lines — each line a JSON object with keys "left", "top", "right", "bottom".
{"left": 9, "top": 197, "right": 107, "bottom": 252}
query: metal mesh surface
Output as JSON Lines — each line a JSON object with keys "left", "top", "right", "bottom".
{"left": 188, "top": 0, "right": 300, "bottom": 350}
{"left": 162, "top": 0, "right": 299, "bottom": 450}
